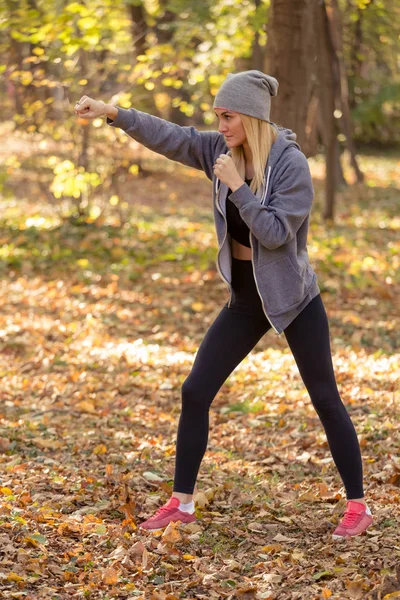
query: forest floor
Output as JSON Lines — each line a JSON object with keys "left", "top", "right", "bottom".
{"left": 0, "top": 139, "right": 399, "bottom": 599}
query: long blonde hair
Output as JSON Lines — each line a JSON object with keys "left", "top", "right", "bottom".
{"left": 230, "top": 114, "right": 278, "bottom": 195}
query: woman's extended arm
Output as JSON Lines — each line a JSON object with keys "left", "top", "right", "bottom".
{"left": 74, "top": 96, "right": 221, "bottom": 181}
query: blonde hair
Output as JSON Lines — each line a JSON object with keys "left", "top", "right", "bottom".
{"left": 230, "top": 114, "right": 278, "bottom": 195}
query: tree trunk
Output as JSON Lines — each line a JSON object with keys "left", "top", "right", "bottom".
{"left": 316, "top": 0, "right": 338, "bottom": 220}
{"left": 129, "top": 2, "right": 147, "bottom": 59}
{"left": 265, "top": 0, "right": 316, "bottom": 148}
{"left": 349, "top": 3, "right": 363, "bottom": 109}
{"left": 251, "top": 0, "right": 265, "bottom": 71}
{"left": 329, "top": 0, "right": 364, "bottom": 183}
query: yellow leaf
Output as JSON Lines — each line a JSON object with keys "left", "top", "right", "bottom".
{"left": 76, "top": 400, "right": 97, "bottom": 414}
{"left": 191, "top": 302, "right": 205, "bottom": 312}
{"left": 1, "top": 487, "right": 13, "bottom": 495}
{"left": 7, "top": 572, "right": 25, "bottom": 582}
{"left": 322, "top": 588, "right": 332, "bottom": 599}
{"left": 183, "top": 554, "right": 196, "bottom": 560}
{"left": 261, "top": 544, "right": 283, "bottom": 554}
{"left": 93, "top": 444, "right": 107, "bottom": 455}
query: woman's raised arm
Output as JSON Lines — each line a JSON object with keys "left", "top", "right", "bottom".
{"left": 74, "top": 96, "right": 221, "bottom": 181}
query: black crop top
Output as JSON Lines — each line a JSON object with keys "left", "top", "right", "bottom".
{"left": 226, "top": 178, "right": 253, "bottom": 248}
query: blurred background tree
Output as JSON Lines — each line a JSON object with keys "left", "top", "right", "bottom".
{"left": 0, "top": 0, "right": 399, "bottom": 221}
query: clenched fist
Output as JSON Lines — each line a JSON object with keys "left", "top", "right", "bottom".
{"left": 213, "top": 154, "right": 244, "bottom": 191}
{"left": 74, "top": 96, "right": 107, "bottom": 119}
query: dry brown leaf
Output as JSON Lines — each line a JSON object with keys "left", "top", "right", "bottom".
{"left": 345, "top": 579, "right": 365, "bottom": 599}
{"left": 102, "top": 567, "right": 118, "bottom": 584}
{"left": 194, "top": 490, "right": 209, "bottom": 508}
{"left": 272, "top": 533, "right": 297, "bottom": 542}
{"left": 108, "top": 544, "right": 127, "bottom": 560}
{"left": 75, "top": 400, "right": 97, "bottom": 414}
{"left": 130, "top": 540, "right": 146, "bottom": 556}
{"left": 142, "top": 546, "right": 148, "bottom": 569}
{"left": 32, "top": 438, "right": 63, "bottom": 449}
{"left": 161, "top": 521, "right": 181, "bottom": 543}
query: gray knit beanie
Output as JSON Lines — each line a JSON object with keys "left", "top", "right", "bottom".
{"left": 213, "top": 70, "right": 279, "bottom": 123}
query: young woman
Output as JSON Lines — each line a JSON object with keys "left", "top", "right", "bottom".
{"left": 75, "top": 70, "right": 373, "bottom": 539}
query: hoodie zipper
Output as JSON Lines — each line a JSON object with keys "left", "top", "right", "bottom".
{"left": 248, "top": 231, "right": 281, "bottom": 336}
{"left": 251, "top": 166, "right": 281, "bottom": 335}
{"left": 215, "top": 178, "right": 233, "bottom": 307}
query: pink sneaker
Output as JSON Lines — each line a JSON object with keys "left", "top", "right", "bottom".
{"left": 139, "top": 497, "right": 196, "bottom": 532}
{"left": 332, "top": 500, "right": 373, "bottom": 539}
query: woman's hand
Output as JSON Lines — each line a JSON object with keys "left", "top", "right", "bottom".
{"left": 213, "top": 154, "right": 244, "bottom": 191}
{"left": 74, "top": 96, "right": 107, "bottom": 119}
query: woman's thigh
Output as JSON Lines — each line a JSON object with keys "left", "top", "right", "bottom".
{"left": 184, "top": 303, "right": 271, "bottom": 403}
{"left": 284, "top": 294, "right": 338, "bottom": 391}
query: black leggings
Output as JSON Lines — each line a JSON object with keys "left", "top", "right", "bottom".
{"left": 173, "top": 257, "right": 364, "bottom": 499}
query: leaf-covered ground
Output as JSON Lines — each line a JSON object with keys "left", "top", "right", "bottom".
{"left": 0, "top": 146, "right": 399, "bottom": 599}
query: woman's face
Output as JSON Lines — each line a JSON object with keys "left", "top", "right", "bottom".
{"left": 214, "top": 108, "right": 247, "bottom": 147}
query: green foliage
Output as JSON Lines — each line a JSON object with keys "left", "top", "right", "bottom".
{"left": 50, "top": 160, "right": 102, "bottom": 200}
{"left": 0, "top": 0, "right": 399, "bottom": 216}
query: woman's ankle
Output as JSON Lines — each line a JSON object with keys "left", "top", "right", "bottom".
{"left": 348, "top": 497, "right": 367, "bottom": 506}
{"left": 172, "top": 491, "right": 193, "bottom": 503}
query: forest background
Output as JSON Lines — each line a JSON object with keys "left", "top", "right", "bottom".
{"left": 0, "top": 1, "right": 399, "bottom": 599}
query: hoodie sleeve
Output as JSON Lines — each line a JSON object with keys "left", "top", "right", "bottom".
{"left": 227, "top": 149, "right": 314, "bottom": 250}
{"left": 107, "top": 107, "right": 221, "bottom": 181}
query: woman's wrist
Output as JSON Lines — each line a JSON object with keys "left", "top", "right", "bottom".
{"left": 230, "top": 178, "right": 245, "bottom": 193}
{"left": 103, "top": 103, "right": 118, "bottom": 120}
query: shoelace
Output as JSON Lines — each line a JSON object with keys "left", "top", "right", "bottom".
{"left": 341, "top": 508, "right": 363, "bottom": 527}
{"left": 152, "top": 503, "right": 177, "bottom": 518}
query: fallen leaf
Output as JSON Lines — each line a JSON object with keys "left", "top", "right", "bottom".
{"left": 143, "top": 471, "right": 164, "bottom": 482}
{"left": 102, "top": 567, "right": 118, "bottom": 584}
{"left": 345, "top": 579, "right": 365, "bottom": 599}
{"left": 32, "top": 438, "right": 63, "bottom": 449}
{"left": 194, "top": 490, "right": 209, "bottom": 508}
{"left": 76, "top": 400, "right": 97, "bottom": 414}
{"left": 7, "top": 572, "right": 25, "bottom": 582}
{"left": 263, "top": 573, "right": 282, "bottom": 583}
{"left": 313, "top": 571, "right": 334, "bottom": 581}
{"left": 161, "top": 521, "right": 181, "bottom": 543}
{"left": 272, "top": 533, "right": 297, "bottom": 542}
{"left": 248, "top": 521, "right": 264, "bottom": 532}
{"left": 142, "top": 547, "right": 148, "bottom": 570}
{"left": 93, "top": 443, "right": 107, "bottom": 454}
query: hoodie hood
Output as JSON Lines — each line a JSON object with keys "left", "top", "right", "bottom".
{"left": 268, "top": 124, "right": 300, "bottom": 171}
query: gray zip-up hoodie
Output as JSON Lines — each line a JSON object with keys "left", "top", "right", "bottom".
{"left": 107, "top": 107, "right": 320, "bottom": 335}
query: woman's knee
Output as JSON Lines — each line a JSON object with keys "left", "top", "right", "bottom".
{"left": 308, "top": 382, "right": 344, "bottom": 418}
{"left": 181, "top": 375, "right": 211, "bottom": 410}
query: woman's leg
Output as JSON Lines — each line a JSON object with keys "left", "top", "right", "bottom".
{"left": 173, "top": 301, "right": 271, "bottom": 495}
{"left": 283, "top": 294, "right": 364, "bottom": 500}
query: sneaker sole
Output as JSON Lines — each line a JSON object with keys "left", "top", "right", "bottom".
{"left": 140, "top": 519, "right": 195, "bottom": 533}
{"left": 332, "top": 529, "right": 370, "bottom": 540}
